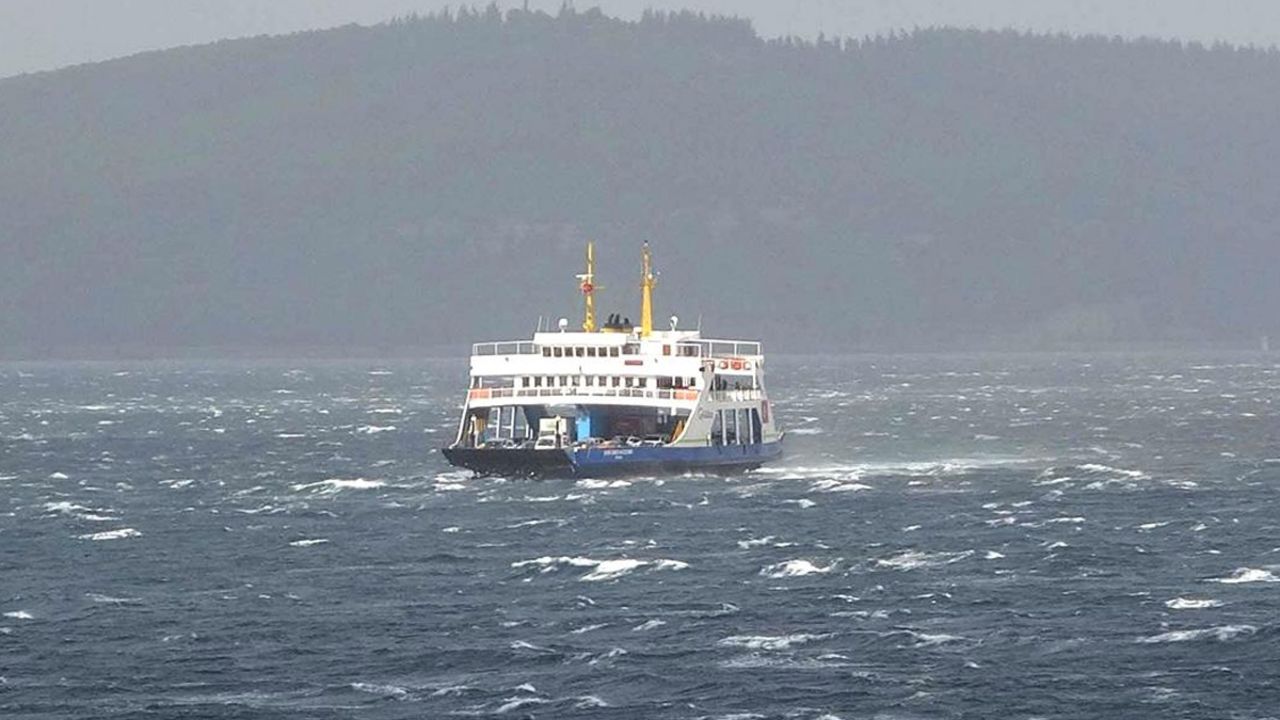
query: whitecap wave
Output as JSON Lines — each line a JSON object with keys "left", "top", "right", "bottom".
{"left": 1207, "top": 567, "right": 1280, "bottom": 584}
{"left": 632, "top": 619, "right": 666, "bottom": 631}
{"left": 429, "top": 685, "right": 471, "bottom": 697}
{"left": 1165, "top": 597, "right": 1223, "bottom": 610}
{"left": 576, "top": 479, "right": 632, "bottom": 489}
{"left": 43, "top": 501, "right": 117, "bottom": 522}
{"left": 586, "top": 647, "right": 628, "bottom": 665}
{"left": 758, "top": 456, "right": 1040, "bottom": 482}
{"left": 581, "top": 559, "right": 646, "bottom": 582}
{"left": 512, "top": 556, "right": 688, "bottom": 582}
{"left": 908, "top": 631, "right": 966, "bottom": 648}
{"left": 351, "top": 682, "right": 409, "bottom": 698}
{"left": 86, "top": 593, "right": 140, "bottom": 604}
{"left": 810, "top": 479, "right": 873, "bottom": 493}
{"left": 496, "top": 697, "right": 549, "bottom": 713}
{"left": 1137, "top": 625, "right": 1256, "bottom": 643}
{"left": 760, "top": 559, "right": 836, "bottom": 578}
{"left": 3, "top": 611, "right": 33, "bottom": 620}
{"left": 509, "top": 640, "right": 554, "bottom": 653}
{"left": 290, "top": 478, "right": 385, "bottom": 493}
{"left": 355, "top": 425, "right": 397, "bottom": 434}
{"left": 78, "top": 528, "right": 141, "bottom": 541}
{"left": 289, "top": 538, "right": 329, "bottom": 547}
{"left": 1078, "top": 463, "right": 1148, "bottom": 479}
{"left": 718, "top": 633, "right": 830, "bottom": 651}
{"left": 876, "top": 549, "right": 973, "bottom": 571}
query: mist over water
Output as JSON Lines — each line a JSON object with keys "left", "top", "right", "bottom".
{"left": 2, "top": 353, "right": 1278, "bottom": 718}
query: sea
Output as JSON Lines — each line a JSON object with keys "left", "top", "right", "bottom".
{"left": 1, "top": 352, "right": 1277, "bottom": 719}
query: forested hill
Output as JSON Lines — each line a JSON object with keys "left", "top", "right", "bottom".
{"left": 3, "top": 7, "right": 1278, "bottom": 356}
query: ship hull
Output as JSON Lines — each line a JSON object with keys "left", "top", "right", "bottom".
{"left": 442, "top": 441, "right": 783, "bottom": 478}
{"left": 441, "top": 447, "right": 574, "bottom": 477}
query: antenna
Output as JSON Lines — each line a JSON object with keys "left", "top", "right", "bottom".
{"left": 577, "top": 241, "right": 599, "bottom": 332}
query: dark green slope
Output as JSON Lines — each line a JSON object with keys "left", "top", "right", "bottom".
{"left": 2, "top": 8, "right": 1278, "bottom": 355}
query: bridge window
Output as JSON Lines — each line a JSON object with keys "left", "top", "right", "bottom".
{"left": 542, "top": 347, "right": 551, "bottom": 357}
{"left": 611, "top": 377, "right": 621, "bottom": 388}
{"left": 534, "top": 377, "right": 543, "bottom": 388}
{"left": 575, "top": 347, "right": 585, "bottom": 357}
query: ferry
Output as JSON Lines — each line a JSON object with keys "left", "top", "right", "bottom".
{"left": 442, "top": 243, "right": 784, "bottom": 477}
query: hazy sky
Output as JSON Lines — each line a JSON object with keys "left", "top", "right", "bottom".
{"left": 3, "top": 0, "right": 1278, "bottom": 78}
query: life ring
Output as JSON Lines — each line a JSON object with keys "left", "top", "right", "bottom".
{"left": 718, "top": 360, "right": 729, "bottom": 370}
{"left": 743, "top": 361, "right": 752, "bottom": 371}
{"left": 731, "top": 359, "right": 744, "bottom": 370}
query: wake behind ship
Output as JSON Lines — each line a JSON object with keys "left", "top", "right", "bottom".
{"left": 442, "top": 243, "right": 783, "bottom": 477}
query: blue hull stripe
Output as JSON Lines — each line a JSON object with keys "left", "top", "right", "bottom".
{"left": 571, "top": 442, "right": 784, "bottom": 471}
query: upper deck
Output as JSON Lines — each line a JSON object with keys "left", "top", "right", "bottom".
{"left": 468, "top": 331, "right": 763, "bottom": 378}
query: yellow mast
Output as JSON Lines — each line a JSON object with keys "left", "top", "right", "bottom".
{"left": 640, "top": 242, "right": 656, "bottom": 337}
{"left": 579, "top": 241, "right": 598, "bottom": 332}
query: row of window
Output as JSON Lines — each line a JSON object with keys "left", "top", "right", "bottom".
{"left": 542, "top": 345, "right": 627, "bottom": 358}
{"left": 472, "top": 375, "right": 700, "bottom": 390}
{"left": 539, "top": 344, "right": 702, "bottom": 358}
{"left": 518, "top": 375, "right": 699, "bottom": 389}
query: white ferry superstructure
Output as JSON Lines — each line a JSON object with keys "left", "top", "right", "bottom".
{"left": 442, "top": 243, "right": 783, "bottom": 477}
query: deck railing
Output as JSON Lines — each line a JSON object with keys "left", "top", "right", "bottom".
{"left": 677, "top": 339, "right": 763, "bottom": 359}
{"left": 709, "top": 389, "right": 765, "bottom": 402}
{"left": 471, "top": 338, "right": 762, "bottom": 359}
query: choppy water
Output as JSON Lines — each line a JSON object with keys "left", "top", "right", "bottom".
{"left": 1, "top": 353, "right": 1278, "bottom": 719}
